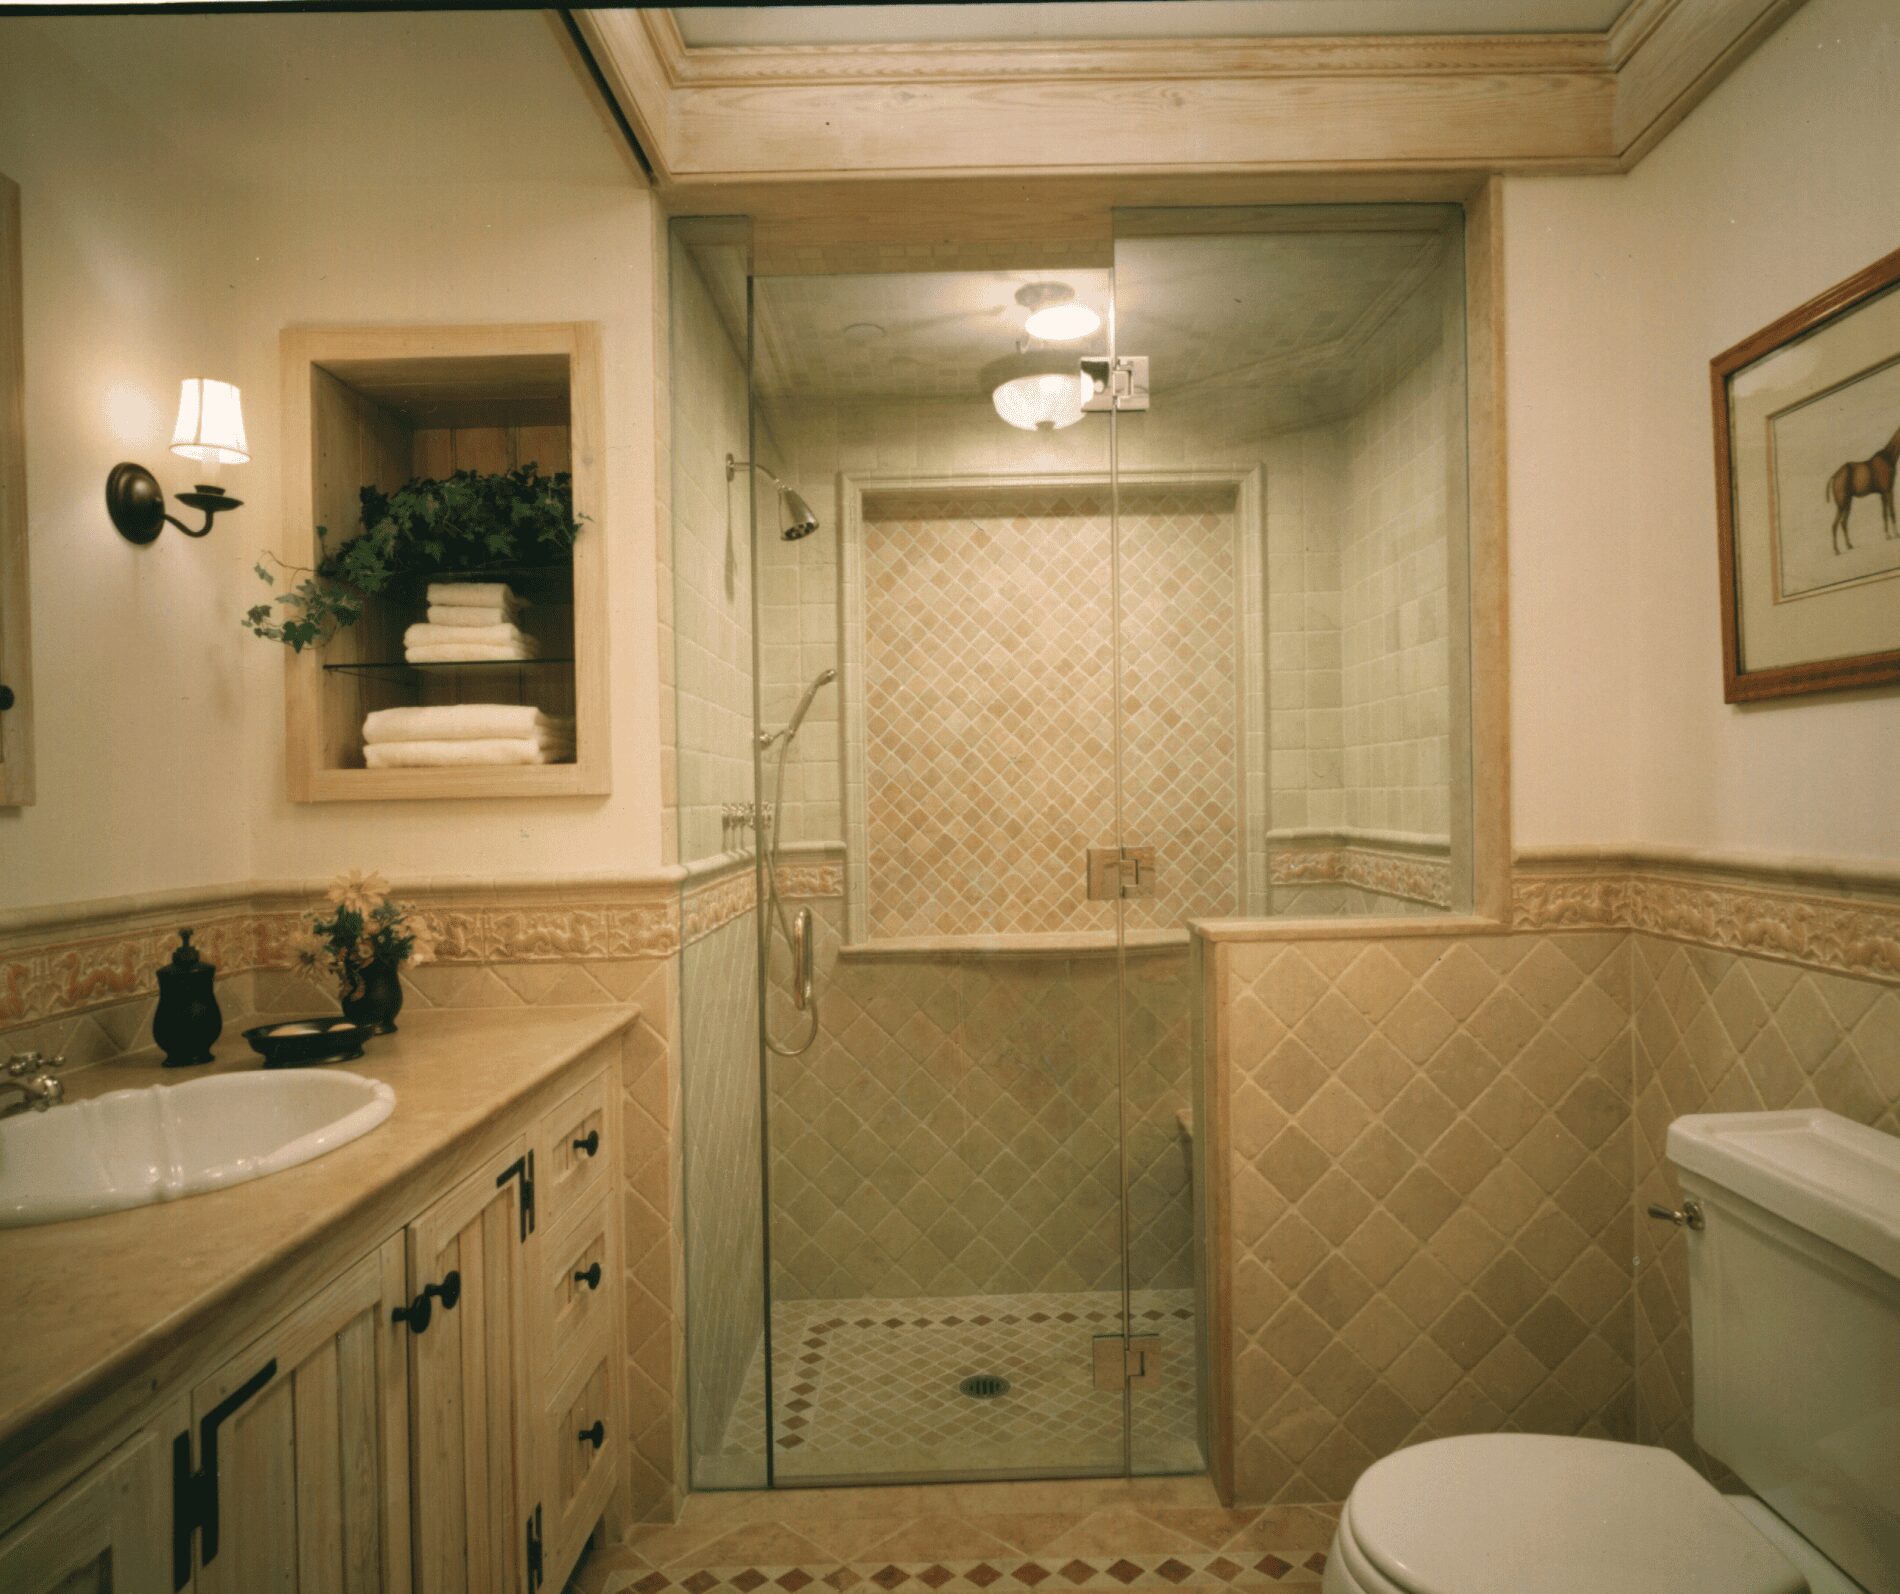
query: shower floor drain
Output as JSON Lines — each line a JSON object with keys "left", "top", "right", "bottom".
{"left": 959, "top": 1374, "right": 1011, "bottom": 1399}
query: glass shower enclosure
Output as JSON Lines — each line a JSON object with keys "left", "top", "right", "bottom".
{"left": 668, "top": 205, "right": 1473, "bottom": 1488}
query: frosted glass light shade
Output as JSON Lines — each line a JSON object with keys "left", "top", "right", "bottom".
{"left": 984, "top": 352, "right": 1091, "bottom": 432}
{"left": 1023, "top": 301, "right": 1101, "bottom": 341}
{"left": 170, "top": 379, "right": 249, "bottom": 467}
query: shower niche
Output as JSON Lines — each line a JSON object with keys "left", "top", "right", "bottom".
{"left": 278, "top": 321, "right": 609, "bottom": 802}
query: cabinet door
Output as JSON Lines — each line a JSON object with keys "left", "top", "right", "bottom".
{"left": 191, "top": 1237, "right": 411, "bottom": 1594}
{"left": 407, "top": 1140, "right": 530, "bottom": 1594}
{"left": 0, "top": 1418, "right": 175, "bottom": 1594}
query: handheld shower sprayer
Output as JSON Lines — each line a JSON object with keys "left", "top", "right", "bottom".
{"left": 758, "top": 664, "right": 837, "bottom": 1057}
{"left": 727, "top": 454, "right": 821, "bottom": 541}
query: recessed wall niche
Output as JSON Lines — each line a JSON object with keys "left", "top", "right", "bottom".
{"left": 279, "top": 323, "right": 608, "bottom": 802}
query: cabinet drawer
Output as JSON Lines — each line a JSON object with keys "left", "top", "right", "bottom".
{"left": 541, "top": 1197, "right": 613, "bottom": 1373}
{"left": 542, "top": 1350, "right": 616, "bottom": 1584}
{"left": 537, "top": 1072, "right": 608, "bottom": 1230}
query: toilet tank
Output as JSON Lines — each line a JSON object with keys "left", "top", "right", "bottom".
{"left": 1668, "top": 1110, "right": 1900, "bottom": 1594}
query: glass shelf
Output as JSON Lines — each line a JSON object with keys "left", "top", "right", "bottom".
{"left": 323, "top": 656, "right": 575, "bottom": 681}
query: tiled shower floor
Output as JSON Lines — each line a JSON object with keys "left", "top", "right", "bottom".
{"left": 703, "top": 1290, "right": 1203, "bottom": 1486}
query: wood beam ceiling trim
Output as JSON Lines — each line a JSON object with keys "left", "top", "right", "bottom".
{"left": 575, "top": 0, "right": 1804, "bottom": 188}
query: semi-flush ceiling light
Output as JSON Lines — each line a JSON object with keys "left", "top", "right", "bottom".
{"left": 982, "top": 351, "right": 1092, "bottom": 432}
{"left": 1017, "top": 281, "right": 1101, "bottom": 343}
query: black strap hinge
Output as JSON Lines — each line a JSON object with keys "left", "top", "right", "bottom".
{"left": 498, "top": 1151, "right": 536, "bottom": 1241}
{"left": 171, "top": 1357, "right": 277, "bottom": 1589}
{"left": 526, "top": 1502, "right": 545, "bottom": 1591}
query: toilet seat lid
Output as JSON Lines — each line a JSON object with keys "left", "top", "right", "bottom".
{"left": 1343, "top": 1435, "right": 1805, "bottom": 1594}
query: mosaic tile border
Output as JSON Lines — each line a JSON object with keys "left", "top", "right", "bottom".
{"left": 611, "top": 1551, "right": 1331, "bottom": 1594}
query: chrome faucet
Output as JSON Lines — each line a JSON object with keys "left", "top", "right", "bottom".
{"left": 2, "top": 1052, "right": 65, "bottom": 1113}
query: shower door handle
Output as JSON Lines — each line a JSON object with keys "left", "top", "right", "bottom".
{"left": 791, "top": 906, "right": 814, "bottom": 1011}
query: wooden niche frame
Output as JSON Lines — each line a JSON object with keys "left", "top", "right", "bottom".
{"left": 1712, "top": 245, "right": 1900, "bottom": 703}
{"left": 280, "top": 323, "right": 609, "bottom": 801}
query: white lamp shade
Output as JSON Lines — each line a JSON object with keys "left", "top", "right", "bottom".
{"left": 984, "top": 352, "right": 1092, "bottom": 432}
{"left": 170, "top": 379, "right": 249, "bottom": 467}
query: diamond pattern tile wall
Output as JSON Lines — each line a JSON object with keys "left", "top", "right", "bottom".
{"left": 1628, "top": 933, "right": 1900, "bottom": 1466}
{"left": 860, "top": 486, "right": 1242, "bottom": 940}
{"left": 1219, "top": 932, "right": 1636, "bottom": 1504}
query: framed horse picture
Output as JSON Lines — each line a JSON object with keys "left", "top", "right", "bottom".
{"left": 1713, "top": 244, "right": 1900, "bottom": 702}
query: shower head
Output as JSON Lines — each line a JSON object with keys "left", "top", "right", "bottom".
{"left": 727, "top": 454, "right": 821, "bottom": 542}
{"left": 781, "top": 489, "right": 820, "bottom": 542}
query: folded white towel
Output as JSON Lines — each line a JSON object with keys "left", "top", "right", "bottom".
{"left": 365, "top": 737, "right": 573, "bottom": 769}
{"left": 404, "top": 622, "right": 533, "bottom": 652}
{"left": 427, "top": 604, "right": 513, "bottom": 628}
{"left": 363, "top": 704, "right": 572, "bottom": 745}
{"left": 426, "top": 581, "right": 523, "bottom": 614}
{"left": 405, "top": 642, "right": 541, "bottom": 663}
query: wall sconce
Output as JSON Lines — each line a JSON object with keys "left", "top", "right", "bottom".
{"left": 107, "top": 378, "right": 248, "bottom": 544}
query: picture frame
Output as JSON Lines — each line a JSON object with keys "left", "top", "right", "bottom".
{"left": 1712, "top": 244, "right": 1900, "bottom": 702}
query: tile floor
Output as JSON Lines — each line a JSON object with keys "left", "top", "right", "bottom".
{"left": 567, "top": 1477, "right": 1341, "bottom": 1594}
{"left": 702, "top": 1291, "right": 1202, "bottom": 1485}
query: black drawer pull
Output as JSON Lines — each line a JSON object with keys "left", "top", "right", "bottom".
{"left": 578, "top": 1419, "right": 605, "bottom": 1450}
{"left": 0, "top": 685, "right": 13, "bottom": 712}
{"left": 572, "top": 1129, "right": 599, "bottom": 1158}
{"left": 392, "top": 1270, "right": 462, "bottom": 1335}
{"left": 575, "top": 1261, "right": 602, "bottom": 1291}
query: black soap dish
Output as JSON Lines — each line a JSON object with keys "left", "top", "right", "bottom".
{"left": 243, "top": 1017, "right": 371, "bottom": 1068}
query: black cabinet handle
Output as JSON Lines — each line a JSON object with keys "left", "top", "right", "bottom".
{"left": 392, "top": 1270, "right": 462, "bottom": 1336}
{"left": 572, "top": 1129, "right": 599, "bottom": 1158}
{"left": 578, "top": 1419, "right": 605, "bottom": 1450}
{"left": 0, "top": 685, "right": 13, "bottom": 712}
{"left": 574, "top": 1261, "right": 602, "bottom": 1291}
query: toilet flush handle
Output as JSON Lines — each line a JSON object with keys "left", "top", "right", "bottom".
{"left": 1645, "top": 1198, "right": 1705, "bottom": 1230}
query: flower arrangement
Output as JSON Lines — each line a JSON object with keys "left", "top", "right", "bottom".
{"left": 292, "top": 871, "right": 436, "bottom": 1034}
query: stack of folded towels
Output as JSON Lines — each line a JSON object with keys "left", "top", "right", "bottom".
{"left": 403, "top": 582, "right": 538, "bottom": 663}
{"left": 361, "top": 704, "right": 576, "bottom": 768}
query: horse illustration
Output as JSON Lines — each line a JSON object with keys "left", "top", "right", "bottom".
{"left": 1826, "top": 424, "right": 1900, "bottom": 552}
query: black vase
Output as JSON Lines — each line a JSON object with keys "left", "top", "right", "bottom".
{"left": 341, "top": 960, "right": 404, "bottom": 1036}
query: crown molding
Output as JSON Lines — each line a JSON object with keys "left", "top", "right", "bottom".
{"left": 570, "top": 0, "right": 1804, "bottom": 194}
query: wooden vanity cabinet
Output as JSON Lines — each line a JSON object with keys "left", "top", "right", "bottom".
{"left": 0, "top": 1052, "right": 624, "bottom": 1594}
{"left": 189, "top": 1239, "right": 412, "bottom": 1594}
{"left": 0, "top": 1418, "right": 176, "bottom": 1592}
{"left": 406, "top": 1140, "right": 532, "bottom": 1594}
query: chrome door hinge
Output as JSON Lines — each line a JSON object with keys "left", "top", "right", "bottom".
{"left": 1092, "top": 1334, "right": 1163, "bottom": 1390}
{"left": 1081, "top": 355, "right": 1150, "bottom": 412}
{"left": 1087, "top": 845, "right": 1157, "bottom": 901}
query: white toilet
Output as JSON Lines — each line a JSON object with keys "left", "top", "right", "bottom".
{"left": 1324, "top": 1108, "right": 1900, "bottom": 1594}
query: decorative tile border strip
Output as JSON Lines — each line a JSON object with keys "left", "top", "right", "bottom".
{"left": 0, "top": 878, "right": 681, "bottom": 1030}
{"left": 1514, "top": 851, "right": 1900, "bottom": 985}
{"left": 1270, "top": 840, "right": 1451, "bottom": 909}
{"left": 683, "top": 869, "right": 758, "bottom": 946}
{"left": 775, "top": 860, "right": 845, "bottom": 900}
{"left": 616, "top": 1552, "right": 1331, "bottom": 1594}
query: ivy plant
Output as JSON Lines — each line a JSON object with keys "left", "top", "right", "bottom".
{"left": 246, "top": 463, "right": 582, "bottom": 651}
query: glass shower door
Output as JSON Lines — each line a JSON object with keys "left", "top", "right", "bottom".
{"left": 749, "top": 265, "right": 1135, "bottom": 1485}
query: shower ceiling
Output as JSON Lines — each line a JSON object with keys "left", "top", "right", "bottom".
{"left": 733, "top": 214, "right": 1452, "bottom": 434}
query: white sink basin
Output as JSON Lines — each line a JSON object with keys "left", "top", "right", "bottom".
{"left": 0, "top": 1069, "right": 395, "bottom": 1227}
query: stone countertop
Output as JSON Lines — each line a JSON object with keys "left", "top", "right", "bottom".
{"left": 0, "top": 1004, "right": 637, "bottom": 1465}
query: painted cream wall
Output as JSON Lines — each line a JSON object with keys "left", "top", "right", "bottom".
{"left": 1504, "top": 0, "right": 1900, "bottom": 863}
{"left": 0, "top": 24, "right": 255, "bottom": 906}
{"left": 0, "top": 13, "right": 663, "bottom": 909}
